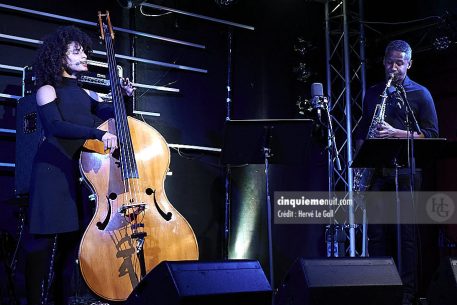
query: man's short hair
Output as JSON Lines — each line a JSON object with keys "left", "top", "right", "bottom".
{"left": 384, "top": 40, "right": 412, "bottom": 61}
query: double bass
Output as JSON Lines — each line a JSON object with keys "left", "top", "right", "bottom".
{"left": 78, "top": 11, "right": 199, "bottom": 301}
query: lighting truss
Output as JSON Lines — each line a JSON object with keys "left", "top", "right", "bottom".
{"left": 324, "top": 0, "right": 367, "bottom": 257}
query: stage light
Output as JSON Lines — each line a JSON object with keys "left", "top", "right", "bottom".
{"left": 433, "top": 35, "right": 451, "bottom": 51}
{"left": 117, "top": 0, "right": 147, "bottom": 9}
{"left": 293, "top": 62, "right": 312, "bottom": 83}
{"left": 294, "top": 38, "right": 314, "bottom": 56}
{"left": 293, "top": 38, "right": 315, "bottom": 83}
{"left": 215, "top": 0, "right": 239, "bottom": 7}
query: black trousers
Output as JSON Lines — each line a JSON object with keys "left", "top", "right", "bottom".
{"left": 368, "top": 171, "right": 422, "bottom": 304}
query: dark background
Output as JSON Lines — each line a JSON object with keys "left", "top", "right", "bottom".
{"left": 1, "top": 0, "right": 456, "bottom": 302}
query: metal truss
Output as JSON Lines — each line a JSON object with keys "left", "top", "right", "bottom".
{"left": 324, "top": 0, "right": 367, "bottom": 257}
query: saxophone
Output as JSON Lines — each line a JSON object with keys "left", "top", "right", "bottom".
{"left": 353, "top": 73, "right": 395, "bottom": 192}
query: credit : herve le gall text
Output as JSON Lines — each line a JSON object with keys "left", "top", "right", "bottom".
{"left": 277, "top": 209, "right": 335, "bottom": 218}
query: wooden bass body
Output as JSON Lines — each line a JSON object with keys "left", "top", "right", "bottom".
{"left": 79, "top": 117, "right": 198, "bottom": 301}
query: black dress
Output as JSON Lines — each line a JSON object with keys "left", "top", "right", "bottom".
{"left": 29, "top": 77, "right": 112, "bottom": 234}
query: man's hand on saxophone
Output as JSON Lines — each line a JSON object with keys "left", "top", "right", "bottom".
{"left": 375, "top": 121, "right": 424, "bottom": 138}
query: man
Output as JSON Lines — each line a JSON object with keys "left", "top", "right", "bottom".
{"left": 356, "top": 40, "right": 439, "bottom": 305}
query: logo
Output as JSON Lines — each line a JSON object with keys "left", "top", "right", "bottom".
{"left": 426, "top": 193, "right": 455, "bottom": 223}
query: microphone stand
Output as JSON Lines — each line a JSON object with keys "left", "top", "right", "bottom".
{"left": 321, "top": 96, "right": 342, "bottom": 257}
{"left": 321, "top": 97, "right": 342, "bottom": 172}
{"left": 307, "top": 91, "right": 342, "bottom": 257}
{"left": 395, "top": 84, "right": 421, "bottom": 277}
{"left": 397, "top": 84, "right": 421, "bottom": 192}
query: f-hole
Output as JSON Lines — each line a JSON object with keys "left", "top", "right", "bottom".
{"left": 145, "top": 188, "right": 172, "bottom": 221}
{"left": 97, "top": 195, "right": 113, "bottom": 230}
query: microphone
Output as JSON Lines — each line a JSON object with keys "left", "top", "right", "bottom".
{"left": 389, "top": 83, "right": 407, "bottom": 108}
{"left": 394, "top": 83, "right": 405, "bottom": 94}
{"left": 311, "top": 82, "right": 324, "bottom": 97}
{"left": 310, "top": 82, "right": 341, "bottom": 171}
{"left": 395, "top": 84, "right": 421, "bottom": 134}
{"left": 310, "top": 83, "right": 327, "bottom": 121}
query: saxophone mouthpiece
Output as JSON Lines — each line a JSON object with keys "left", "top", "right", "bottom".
{"left": 386, "top": 73, "right": 395, "bottom": 87}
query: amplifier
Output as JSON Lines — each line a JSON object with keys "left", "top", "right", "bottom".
{"left": 15, "top": 94, "right": 41, "bottom": 196}
{"left": 23, "top": 59, "right": 123, "bottom": 95}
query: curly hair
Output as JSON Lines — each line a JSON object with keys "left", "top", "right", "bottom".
{"left": 33, "top": 25, "right": 93, "bottom": 87}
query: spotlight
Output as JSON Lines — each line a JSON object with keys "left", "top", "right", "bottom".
{"left": 433, "top": 36, "right": 451, "bottom": 51}
{"left": 294, "top": 38, "right": 314, "bottom": 56}
{"left": 215, "top": 0, "right": 239, "bottom": 7}
{"left": 293, "top": 62, "right": 312, "bottom": 83}
{"left": 117, "top": 0, "right": 147, "bottom": 9}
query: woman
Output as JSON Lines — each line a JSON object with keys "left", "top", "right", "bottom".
{"left": 27, "top": 25, "right": 133, "bottom": 305}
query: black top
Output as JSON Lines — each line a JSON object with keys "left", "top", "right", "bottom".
{"left": 29, "top": 77, "right": 113, "bottom": 234}
{"left": 355, "top": 76, "right": 439, "bottom": 140}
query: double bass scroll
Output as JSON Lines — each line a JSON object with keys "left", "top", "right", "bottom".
{"left": 78, "top": 11, "right": 198, "bottom": 301}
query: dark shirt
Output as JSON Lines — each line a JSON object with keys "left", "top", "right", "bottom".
{"left": 355, "top": 76, "right": 439, "bottom": 140}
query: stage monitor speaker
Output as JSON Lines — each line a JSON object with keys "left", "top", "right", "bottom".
{"left": 275, "top": 257, "right": 402, "bottom": 305}
{"left": 125, "top": 260, "right": 272, "bottom": 305}
{"left": 427, "top": 257, "right": 457, "bottom": 305}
